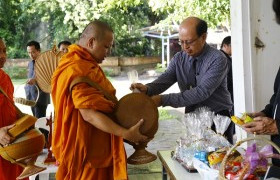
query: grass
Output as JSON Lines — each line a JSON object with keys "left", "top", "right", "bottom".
{"left": 12, "top": 79, "right": 27, "bottom": 85}
{"left": 158, "top": 108, "right": 178, "bottom": 120}
{"left": 155, "top": 63, "right": 167, "bottom": 73}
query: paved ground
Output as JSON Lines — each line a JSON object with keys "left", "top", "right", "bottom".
{"left": 14, "top": 70, "right": 186, "bottom": 180}
{"left": 126, "top": 118, "right": 185, "bottom": 177}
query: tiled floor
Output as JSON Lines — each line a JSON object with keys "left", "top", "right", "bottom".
{"left": 128, "top": 173, "right": 162, "bottom": 180}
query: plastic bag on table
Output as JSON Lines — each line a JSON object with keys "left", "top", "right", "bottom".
{"left": 211, "top": 115, "right": 232, "bottom": 148}
{"left": 181, "top": 112, "right": 209, "bottom": 149}
{"left": 213, "top": 114, "right": 231, "bottom": 135}
{"left": 193, "top": 157, "right": 219, "bottom": 180}
{"left": 173, "top": 145, "right": 197, "bottom": 169}
{"left": 195, "top": 107, "right": 215, "bottom": 129}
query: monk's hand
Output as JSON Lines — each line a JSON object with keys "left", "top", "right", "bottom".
{"left": 0, "top": 124, "right": 15, "bottom": 146}
{"left": 125, "top": 119, "right": 148, "bottom": 145}
{"left": 27, "top": 78, "right": 36, "bottom": 85}
{"left": 242, "top": 116, "right": 279, "bottom": 135}
{"left": 130, "top": 83, "right": 147, "bottom": 94}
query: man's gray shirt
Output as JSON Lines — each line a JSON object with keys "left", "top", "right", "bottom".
{"left": 146, "top": 44, "right": 233, "bottom": 113}
{"left": 24, "top": 60, "right": 50, "bottom": 106}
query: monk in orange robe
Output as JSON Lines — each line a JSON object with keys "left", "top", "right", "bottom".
{"left": 51, "top": 20, "right": 148, "bottom": 180}
{"left": 0, "top": 38, "right": 28, "bottom": 180}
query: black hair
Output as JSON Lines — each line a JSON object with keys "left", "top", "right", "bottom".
{"left": 273, "top": 0, "right": 280, "bottom": 24}
{"left": 26, "top": 41, "right": 40, "bottom": 51}
{"left": 221, "top": 36, "right": 231, "bottom": 49}
{"left": 196, "top": 19, "right": 208, "bottom": 37}
{"left": 58, "top": 41, "right": 71, "bottom": 48}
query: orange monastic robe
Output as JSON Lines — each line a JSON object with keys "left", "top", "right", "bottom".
{"left": 0, "top": 69, "right": 27, "bottom": 180}
{"left": 51, "top": 44, "right": 127, "bottom": 180}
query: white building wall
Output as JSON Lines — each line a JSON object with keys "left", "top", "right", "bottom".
{"left": 231, "top": 0, "right": 280, "bottom": 140}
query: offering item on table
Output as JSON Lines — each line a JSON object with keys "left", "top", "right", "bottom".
{"left": 208, "top": 148, "right": 228, "bottom": 166}
{"left": 0, "top": 115, "right": 46, "bottom": 179}
{"left": 220, "top": 137, "right": 280, "bottom": 180}
{"left": 173, "top": 107, "right": 232, "bottom": 171}
{"left": 114, "top": 93, "right": 159, "bottom": 165}
{"left": 231, "top": 112, "right": 253, "bottom": 126}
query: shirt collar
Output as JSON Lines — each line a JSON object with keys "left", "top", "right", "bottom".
{"left": 190, "top": 43, "right": 210, "bottom": 61}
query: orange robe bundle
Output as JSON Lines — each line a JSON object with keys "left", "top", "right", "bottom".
{"left": 0, "top": 69, "right": 27, "bottom": 180}
{"left": 51, "top": 44, "right": 127, "bottom": 180}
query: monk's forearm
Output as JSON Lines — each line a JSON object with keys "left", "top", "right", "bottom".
{"left": 79, "top": 108, "right": 128, "bottom": 137}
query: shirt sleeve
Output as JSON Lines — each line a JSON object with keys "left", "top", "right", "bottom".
{"left": 146, "top": 56, "right": 178, "bottom": 96}
{"left": 161, "top": 56, "right": 228, "bottom": 108}
{"left": 261, "top": 95, "right": 275, "bottom": 117}
{"left": 261, "top": 68, "right": 280, "bottom": 117}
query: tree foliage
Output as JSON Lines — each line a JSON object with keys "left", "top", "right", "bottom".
{"left": 0, "top": 0, "right": 41, "bottom": 58}
{"left": 0, "top": 0, "right": 230, "bottom": 58}
{"left": 148, "top": 0, "right": 230, "bottom": 28}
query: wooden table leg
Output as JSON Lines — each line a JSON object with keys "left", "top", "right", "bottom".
{"left": 162, "top": 165, "right": 168, "bottom": 180}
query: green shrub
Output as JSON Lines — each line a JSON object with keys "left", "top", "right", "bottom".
{"left": 3, "top": 66, "right": 27, "bottom": 79}
{"left": 11, "top": 79, "right": 26, "bottom": 85}
{"left": 159, "top": 108, "right": 177, "bottom": 120}
{"left": 155, "top": 63, "right": 167, "bottom": 73}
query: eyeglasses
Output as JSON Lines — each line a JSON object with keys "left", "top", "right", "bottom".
{"left": 178, "top": 36, "right": 201, "bottom": 46}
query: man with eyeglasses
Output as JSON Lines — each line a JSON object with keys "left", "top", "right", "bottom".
{"left": 131, "top": 17, "right": 234, "bottom": 143}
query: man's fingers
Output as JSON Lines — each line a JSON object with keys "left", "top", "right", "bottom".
{"left": 243, "top": 127, "right": 256, "bottom": 132}
{"left": 130, "top": 83, "right": 136, "bottom": 90}
{"left": 247, "top": 113, "right": 254, "bottom": 117}
{"left": 130, "top": 83, "right": 139, "bottom": 88}
{"left": 242, "top": 122, "right": 255, "bottom": 128}
{"left": 253, "top": 116, "right": 262, "bottom": 121}
{"left": 244, "top": 123, "right": 266, "bottom": 134}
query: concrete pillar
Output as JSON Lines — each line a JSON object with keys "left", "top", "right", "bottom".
{"left": 231, "top": 0, "right": 280, "bottom": 141}
{"left": 162, "top": 38, "right": 165, "bottom": 67}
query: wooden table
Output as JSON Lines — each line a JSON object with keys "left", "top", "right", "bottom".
{"left": 157, "top": 150, "right": 201, "bottom": 180}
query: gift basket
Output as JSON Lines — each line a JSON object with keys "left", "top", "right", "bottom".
{"left": 219, "top": 136, "right": 280, "bottom": 180}
{"left": 188, "top": 110, "right": 280, "bottom": 180}
{"left": 173, "top": 107, "right": 232, "bottom": 172}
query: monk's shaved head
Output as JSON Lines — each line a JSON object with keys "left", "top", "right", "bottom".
{"left": 77, "top": 20, "right": 114, "bottom": 63}
{"left": 79, "top": 20, "right": 113, "bottom": 46}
